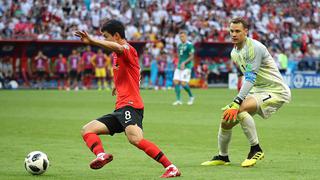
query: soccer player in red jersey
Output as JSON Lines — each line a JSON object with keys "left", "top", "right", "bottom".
{"left": 75, "top": 19, "right": 181, "bottom": 178}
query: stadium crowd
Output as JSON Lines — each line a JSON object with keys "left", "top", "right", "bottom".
{"left": 0, "top": 0, "right": 320, "bottom": 89}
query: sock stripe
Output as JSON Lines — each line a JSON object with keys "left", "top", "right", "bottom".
{"left": 90, "top": 142, "right": 98, "bottom": 152}
{"left": 154, "top": 151, "right": 164, "bottom": 161}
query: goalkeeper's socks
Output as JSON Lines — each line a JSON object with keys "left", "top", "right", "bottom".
{"left": 251, "top": 144, "right": 263, "bottom": 152}
{"left": 83, "top": 133, "right": 105, "bottom": 155}
{"left": 247, "top": 144, "right": 263, "bottom": 159}
{"left": 239, "top": 112, "right": 259, "bottom": 146}
{"left": 137, "top": 139, "right": 172, "bottom": 168}
{"left": 214, "top": 155, "right": 230, "bottom": 162}
{"left": 218, "top": 126, "right": 232, "bottom": 156}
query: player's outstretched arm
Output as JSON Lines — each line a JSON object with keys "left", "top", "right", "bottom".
{"left": 74, "top": 30, "right": 124, "bottom": 54}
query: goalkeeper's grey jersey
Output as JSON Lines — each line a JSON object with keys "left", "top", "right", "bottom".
{"left": 231, "top": 37, "right": 291, "bottom": 103}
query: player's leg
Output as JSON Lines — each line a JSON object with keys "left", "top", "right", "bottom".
{"left": 76, "top": 71, "right": 81, "bottom": 90}
{"left": 95, "top": 68, "right": 102, "bottom": 90}
{"left": 37, "top": 72, "right": 42, "bottom": 89}
{"left": 201, "top": 120, "right": 238, "bottom": 166}
{"left": 173, "top": 79, "right": 182, "bottom": 105}
{"left": 81, "top": 116, "right": 115, "bottom": 169}
{"left": 116, "top": 106, "right": 180, "bottom": 178}
{"left": 57, "top": 73, "right": 62, "bottom": 90}
{"left": 101, "top": 69, "right": 106, "bottom": 90}
{"left": 40, "top": 72, "right": 45, "bottom": 89}
{"left": 125, "top": 125, "right": 181, "bottom": 178}
{"left": 126, "top": 125, "right": 171, "bottom": 168}
{"left": 22, "top": 67, "right": 30, "bottom": 87}
{"left": 238, "top": 96, "right": 264, "bottom": 167}
{"left": 173, "top": 69, "right": 182, "bottom": 105}
{"left": 82, "top": 70, "right": 88, "bottom": 89}
{"left": 64, "top": 74, "right": 70, "bottom": 91}
{"left": 106, "top": 69, "right": 112, "bottom": 90}
{"left": 68, "top": 72, "right": 72, "bottom": 89}
{"left": 181, "top": 69, "right": 194, "bottom": 105}
{"left": 181, "top": 81, "right": 194, "bottom": 105}
{"left": 160, "top": 72, "right": 164, "bottom": 89}
{"left": 70, "top": 71, "right": 77, "bottom": 90}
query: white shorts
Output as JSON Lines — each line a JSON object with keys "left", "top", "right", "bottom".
{"left": 173, "top": 69, "right": 191, "bottom": 82}
{"left": 249, "top": 92, "right": 285, "bottom": 119}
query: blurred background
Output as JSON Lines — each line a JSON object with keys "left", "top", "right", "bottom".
{"left": 0, "top": 0, "right": 319, "bottom": 90}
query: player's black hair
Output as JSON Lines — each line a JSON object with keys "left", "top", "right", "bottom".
{"left": 230, "top": 17, "right": 249, "bottom": 29}
{"left": 101, "top": 19, "right": 126, "bottom": 39}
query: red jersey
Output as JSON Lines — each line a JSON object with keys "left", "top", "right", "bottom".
{"left": 112, "top": 43, "right": 144, "bottom": 110}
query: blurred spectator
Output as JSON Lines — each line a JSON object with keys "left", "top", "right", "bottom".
{"left": 165, "top": 52, "right": 175, "bottom": 89}
{"left": 150, "top": 54, "right": 158, "bottom": 88}
{"left": 0, "top": 58, "right": 5, "bottom": 88}
{"left": 68, "top": 49, "right": 82, "bottom": 91}
{"left": 140, "top": 48, "right": 151, "bottom": 88}
{"left": 2, "top": 57, "right": 13, "bottom": 81}
{"left": 278, "top": 49, "right": 289, "bottom": 74}
{"left": 105, "top": 53, "right": 113, "bottom": 90}
{"left": 208, "top": 61, "right": 220, "bottom": 84}
{"left": 0, "top": 0, "right": 316, "bottom": 54}
{"left": 217, "top": 58, "right": 229, "bottom": 83}
{"left": 156, "top": 51, "right": 167, "bottom": 90}
{"left": 91, "top": 49, "right": 108, "bottom": 90}
{"left": 298, "top": 52, "right": 317, "bottom": 71}
{"left": 20, "top": 56, "right": 31, "bottom": 87}
{"left": 54, "top": 53, "right": 68, "bottom": 90}
{"left": 81, "top": 46, "right": 95, "bottom": 89}
{"left": 33, "top": 50, "right": 49, "bottom": 89}
{"left": 1, "top": 0, "right": 320, "bottom": 88}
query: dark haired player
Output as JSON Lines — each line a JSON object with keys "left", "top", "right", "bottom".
{"left": 75, "top": 19, "right": 181, "bottom": 178}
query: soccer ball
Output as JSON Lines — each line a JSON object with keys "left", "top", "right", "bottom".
{"left": 24, "top": 151, "right": 49, "bottom": 175}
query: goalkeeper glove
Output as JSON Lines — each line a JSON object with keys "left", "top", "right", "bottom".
{"left": 222, "top": 97, "right": 242, "bottom": 122}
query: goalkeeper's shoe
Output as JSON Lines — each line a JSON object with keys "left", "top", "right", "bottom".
{"left": 241, "top": 151, "right": 264, "bottom": 167}
{"left": 201, "top": 155, "right": 230, "bottom": 166}
{"left": 90, "top": 153, "right": 113, "bottom": 169}
{"left": 160, "top": 165, "right": 181, "bottom": 178}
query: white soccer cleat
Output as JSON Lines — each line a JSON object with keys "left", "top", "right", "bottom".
{"left": 172, "top": 100, "right": 182, "bottom": 106}
{"left": 187, "top": 97, "right": 195, "bottom": 105}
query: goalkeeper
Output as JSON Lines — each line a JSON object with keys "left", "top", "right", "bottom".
{"left": 201, "top": 17, "right": 291, "bottom": 167}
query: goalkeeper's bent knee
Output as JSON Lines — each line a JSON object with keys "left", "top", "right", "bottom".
{"left": 237, "top": 112, "right": 251, "bottom": 122}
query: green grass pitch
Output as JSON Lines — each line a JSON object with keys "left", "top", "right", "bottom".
{"left": 0, "top": 89, "right": 319, "bottom": 180}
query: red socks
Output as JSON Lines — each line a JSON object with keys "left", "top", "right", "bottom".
{"left": 137, "top": 139, "right": 172, "bottom": 168}
{"left": 82, "top": 134, "right": 171, "bottom": 168}
{"left": 82, "top": 133, "right": 104, "bottom": 155}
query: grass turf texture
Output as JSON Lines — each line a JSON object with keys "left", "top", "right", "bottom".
{"left": 0, "top": 89, "right": 319, "bottom": 180}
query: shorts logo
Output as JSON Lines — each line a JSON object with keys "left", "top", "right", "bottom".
{"left": 124, "top": 111, "right": 131, "bottom": 123}
{"left": 125, "top": 119, "right": 132, "bottom": 123}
